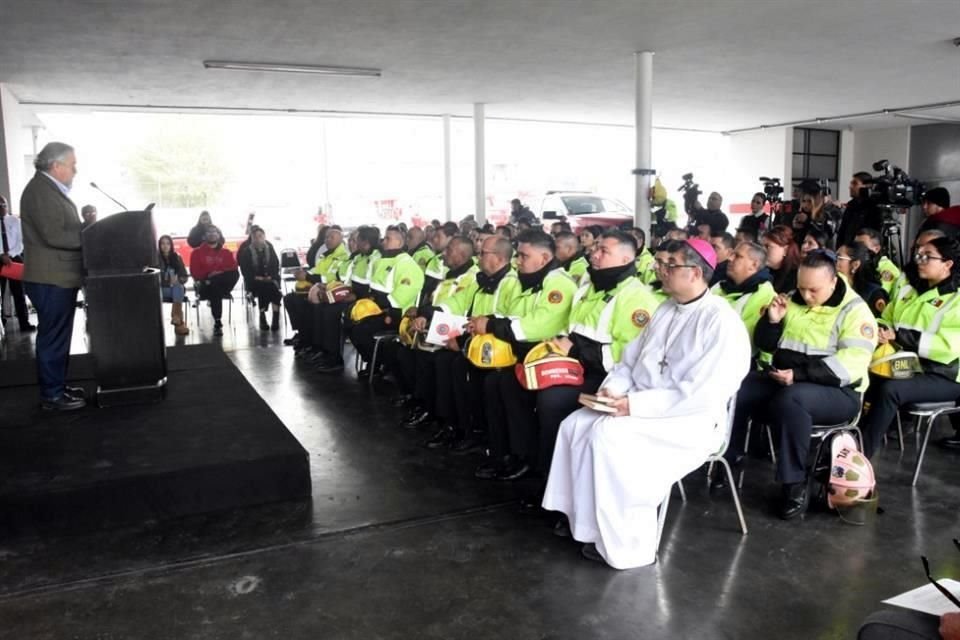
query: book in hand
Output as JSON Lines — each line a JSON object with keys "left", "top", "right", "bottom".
{"left": 578, "top": 393, "right": 618, "bottom": 413}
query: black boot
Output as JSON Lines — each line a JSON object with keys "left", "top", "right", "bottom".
{"left": 259, "top": 312, "right": 269, "bottom": 331}
{"left": 271, "top": 310, "right": 280, "bottom": 331}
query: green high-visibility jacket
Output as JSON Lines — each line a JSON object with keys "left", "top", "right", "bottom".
{"left": 424, "top": 250, "right": 447, "bottom": 281}
{"left": 567, "top": 276, "right": 662, "bottom": 371}
{"left": 877, "top": 255, "right": 901, "bottom": 296}
{"left": 431, "top": 264, "right": 479, "bottom": 316}
{"left": 309, "top": 242, "right": 349, "bottom": 283}
{"left": 881, "top": 281, "right": 960, "bottom": 381}
{"left": 637, "top": 250, "right": 657, "bottom": 285}
{"left": 470, "top": 269, "right": 521, "bottom": 317}
{"left": 757, "top": 280, "right": 876, "bottom": 392}
{"left": 711, "top": 278, "right": 777, "bottom": 357}
{"left": 410, "top": 243, "right": 436, "bottom": 272}
{"left": 494, "top": 267, "right": 577, "bottom": 345}
{"left": 566, "top": 255, "right": 589, "bottom": 280}
{"left": 337, "top": 253, "right": 357, "bottom": 284}
{"left": 368, "top": 251, "right": 424, "bottom": 312}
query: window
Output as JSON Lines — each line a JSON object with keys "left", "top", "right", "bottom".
{"left": 793, "top": 128, "right": 840, "bottom": 194}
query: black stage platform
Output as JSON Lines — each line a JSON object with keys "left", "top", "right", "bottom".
{"left": 0, "top": 344, "right": 311, "bottom": 535}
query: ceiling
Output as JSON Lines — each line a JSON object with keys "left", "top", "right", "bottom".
{"left": 2, "top": 0, "right": 960, "bottom": 132}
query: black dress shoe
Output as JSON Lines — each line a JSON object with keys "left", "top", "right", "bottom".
{"left": 283, "top": 333, "right": 300, "bottom": 346}
{"left": 580, "top": 543, "right": 607, "bottom": 565}
{"left": 449, "top": 434, "right": 483, "bottom": 454}
{"left": 19, "top": 323, "right": 36, "bottom": 332}
{"left": 497, "top": 458, "right": 531, "bottom": 481}
{"left": 392, "top": 394, "right": 413, "bottom": 408}
{"left": 779, "top": 482, "right": 809, "bottom": 520}
{"left": 213, "top": 322, "right": 224, "bottom": 337}
{"left": 403, "top": 408, "right": 433, "bottom": 428}
{"left": 424, "top": 426, "right": 455, "bottom": 449}
{"left": 938, "top": 435, "right": 960, "bottom": 450}
{"left": 259, "top": 314, "right": 270, "bottom": 331}
{"left": 65, "top": 385, "right": 86, "bottom": 398}
{"left": 475, "top": 457, "right": 507, "bottom": 480}
{"left": 553, "top": 518, "right": 571, "bottom": 538}
{"left": 40, "top": 394, "right": 86, "bottom": 411}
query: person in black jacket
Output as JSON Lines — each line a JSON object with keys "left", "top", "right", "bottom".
{"left": 187, "top": 210, "right": 212, "bottom": 248}
{"left": 837, "top": 241, "right": 888, "bottom": 317}
{"left": 238, "top": 226, "right": 282, "bottom": 331}
{"left": 837, "top": 172, "right": 883, "bottom": 246}
{"left": 158, "top": 234, "right": 190, "bottom": 335}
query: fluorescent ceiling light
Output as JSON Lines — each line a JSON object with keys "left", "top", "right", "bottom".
{"left": 203, "top": 60, "right": 381, "bottom": 77}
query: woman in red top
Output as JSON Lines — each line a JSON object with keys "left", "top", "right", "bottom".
{"left": 189, "top": 225, "right": 240, "bottom": 336}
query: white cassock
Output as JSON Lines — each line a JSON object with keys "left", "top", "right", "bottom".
{"left": 542, "top": 290, "right": 751, "bottom": 569}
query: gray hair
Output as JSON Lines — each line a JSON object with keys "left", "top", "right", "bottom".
{"left": 34, "top": 142, "right": 75, "bottom": 171}
{"left": 740, "top": 241, "right": 767, "bottom": 266}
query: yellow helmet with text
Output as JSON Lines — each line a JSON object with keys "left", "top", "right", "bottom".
{"left": 464, "top": 334, "right": 517, "bottom": 369}
{"left": 869, "top": 343, "right": 922, "bottom": 379}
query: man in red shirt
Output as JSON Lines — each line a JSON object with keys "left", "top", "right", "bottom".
{"left": 189, "top": 226, "right": 239, "bottom": 336}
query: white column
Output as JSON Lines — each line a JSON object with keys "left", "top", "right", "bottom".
{"left": 634, "top": 51, "right": 654, "bottom": 232}
{"left": 442, "top": 114, "right": 453, "bottom": 222}
{"left": 473, "top": 103, "right": 486, "bottom": 225}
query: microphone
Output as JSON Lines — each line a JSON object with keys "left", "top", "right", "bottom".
{"left": 89, "top": 182, "right": 128, "bottom": 210}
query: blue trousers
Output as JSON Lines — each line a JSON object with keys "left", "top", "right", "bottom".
{"left": 24, "top": 282, "right": 79, "bottom": 400}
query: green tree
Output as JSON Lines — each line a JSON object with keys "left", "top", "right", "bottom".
{"left": 125, "top": 120, "right": 230, "bottom": 208}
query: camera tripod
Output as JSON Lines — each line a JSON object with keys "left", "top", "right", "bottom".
{"left": 881, "top": 216, "right": 904, "bottom": 268}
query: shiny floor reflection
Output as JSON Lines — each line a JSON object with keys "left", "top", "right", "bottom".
{"left": 2, "top": 307, "right": 959, "bottom": 639}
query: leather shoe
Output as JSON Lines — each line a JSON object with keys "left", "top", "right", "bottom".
{"left": 450, "top": 434, "right": 483, "bottom": 454}
{"left": 403, "top": 408, "right": 433, "bottom": 428}
{"left": 65, "top": 385, "right": 86, "bottom": 398}
{"left": 580, "top": 543, "right": 607, "bottom": 565}
{"left": 497, "top": 457, "right": 531, "bottom": 481}
{"left": 316, "top": 360, "right": 344, "bottom": 374}
{"left": 779, "top": 482, "right": 809, "bottom": 520}
{"left": 938, "top": 435, "right": 960, "bottom": 450}
{"left": 41, "top": 394, "right": 86, "bottom": 411}
{"left": 424, "top": 426, "right": 455, "bottom": 449}
{"left": 392, "top": 394, "right": 413, "bottom": 408}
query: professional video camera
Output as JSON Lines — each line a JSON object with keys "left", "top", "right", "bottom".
{"left": 863, "top": 160, "right": 923, "bottom": 209}
{"left": 678, "top": 172, "right": 702, "bottom": 214}
{"left": 759, "top": 177, "right": 784, "bottom": 204}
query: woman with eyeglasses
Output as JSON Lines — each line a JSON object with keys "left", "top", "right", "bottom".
{"left": 836, "top": 242, "right": 889, "bottom": 318}
{"left": 860, "top": 236, "right": 960, "bottom": 457}
{"left": 725, "top": 250, "right": 877, "bottom": 520}
{"left": 762, "top": 225, "right": 801, "bottom": 293}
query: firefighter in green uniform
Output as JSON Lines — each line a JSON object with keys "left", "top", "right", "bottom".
{"left": 727, "top": 250, "right": 877, "bottom": 520}
{"left": 424, "top": 222, "right": 459, "bottom": 283}
{"left": 471, "top": 230, "right": 578, "bottom": 480}
{"left": 308, "top": 227, "right": 350, "bottom": 283}
{"left": 407, "top": 226, "right": 435, "bottom": 272}
{"left": 855, "top": 228, "right": 901, "bottom": 296}
{"left": 284, "top": 226, "right": 350, "bottom": 346}
{"left": 711, "top": 241, "right": 777, "bottom": 365}
{"left": 861, "top": 236, "right": 960, "bottom": 456}
{"left": 555, "top": 231, "right": 589, "bottom": 280}
{"left": 532, "top": 229, "right": 663, "bottom": 483}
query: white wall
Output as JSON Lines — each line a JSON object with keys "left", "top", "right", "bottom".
{"left": 853, "top": 126, "right": 911, "bottom": 174}
{"left": 0, "top": 84, "right": 33, "bottom": 206}
{"left": 724, "top": 128, "right": 792, "bottom": 222}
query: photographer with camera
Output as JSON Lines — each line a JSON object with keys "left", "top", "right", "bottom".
{"left": 838, "top": 172, "right": 883, "bottom": 246}
{"left": 692, "top": 192, "right": 729, "bottom": 240}
{"left": 792, "top": 179, "right": 841, "bottom": 248}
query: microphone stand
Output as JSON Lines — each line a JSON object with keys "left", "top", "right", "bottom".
{"left": 89, "top": 182, "right": 128, "bottom": 210}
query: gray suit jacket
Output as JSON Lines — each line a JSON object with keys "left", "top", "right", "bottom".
{"left": 20, "top": 171, "right": 83, "bottom": 289}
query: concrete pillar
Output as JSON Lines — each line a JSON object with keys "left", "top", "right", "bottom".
{"left": 442, "top": 114, "right": 452, "bottom": 222}
{"left": 473, "top": 103, "right": 486, "bottom": 225}
{"left": 634, "top": 52, "right": 654, "bottom": 232}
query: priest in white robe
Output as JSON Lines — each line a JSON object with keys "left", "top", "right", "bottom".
{"left": 542, "top": 238, "right": 751, "bottom": 569}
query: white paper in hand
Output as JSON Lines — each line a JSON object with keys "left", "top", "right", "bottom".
{"left": 883, "top": 580, "right": 960, "bottom": 616}
{"left": 425, "top": 311, "right": 468, "bottom": 346}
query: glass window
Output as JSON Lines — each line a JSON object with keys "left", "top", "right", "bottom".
{"left": 809, "top": 130, "right": 839, "bottom": 155}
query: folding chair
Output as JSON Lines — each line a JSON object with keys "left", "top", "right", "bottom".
{"left": 900, "top": 401, "right": 960, "bottom": 486}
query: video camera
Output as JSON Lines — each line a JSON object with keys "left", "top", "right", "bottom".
{"left": 678, "top": 172, "right": 702, "bottom": 214}
{"left": 759, "top": 176, "right": 784, "bottom": 204}
{"left": 862, "top": 160, "right": 923, "bottom": 209}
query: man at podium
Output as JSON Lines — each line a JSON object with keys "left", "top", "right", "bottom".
{"left": 20, "top": 142, "right": 86, "bottom": 411}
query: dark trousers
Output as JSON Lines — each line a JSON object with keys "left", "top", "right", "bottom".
{"left": 283, "top": 292, "right": 307, "bottom": 331}
{"left": 731, "top": 372, "right": 860, "bottom": 484}
{"left": 535, "top": 372, "right": 605, "bottom": 475}
{"left": 1, "top": 255, "right": 29, "bottom": 326}
{"left": 247, "top": 279, "right": 282, "bottom": 308}
{"left": 861, "top": 373, "right": 960, "bottom": 457}
{"left": 452, "top": 354, "right": 484, "bottom": 433}
{"left": 348, "top": 315, "right": 394, "bottom": 363}
{"left": 312, "top": 301, "right": 349, "bottom": 357}
{"left": 487, "top": 369, "right": 539, "bottom": 462}
{"left": 433, "top": 350, "right": 461, "bottom": 427}
{"left": 24, "top": 282, "right": 78, "bottom": 400}
{"left": 385, "top": 342, "right": 416, "bottom": 395}
{"left": 196, "top": 271, "right": 239, "bottom": 320}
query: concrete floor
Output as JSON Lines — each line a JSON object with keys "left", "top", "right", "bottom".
{"left": 1, "top": 304, "right": 959, "bottom": 639}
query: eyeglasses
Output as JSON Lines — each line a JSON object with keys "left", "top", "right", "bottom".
{"left": 655, "top": 259, "right": 697, "bottom": 271}
{"left": 915, "top": 253, "right": 947, "bottom": 264}
{"left": 921, "top": 554, "right": 960, "bottom": 609}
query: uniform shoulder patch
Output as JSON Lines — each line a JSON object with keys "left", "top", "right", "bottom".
{"left": 632, "top": 309, "right": 651, "bottom": 328}
{"left": 931, "top": 298, "right": 944, "bottom": 308}
{"left": 881, "top": 270, "right": 894, "bottom": 282}
{"left": 547, "top": 290, "right": 564, "bottom": 304}
{"left": 860, "top": 323, "right": 875, "bottom": 339}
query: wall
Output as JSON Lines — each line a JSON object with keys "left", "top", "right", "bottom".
{"left": 0, "top": 84, "right": 32, "bottom": 206}
{"left": 724, "top": 128, "right": 792, "bottom": 222}
{"left": 852, "top": 126, "right": 911, "bottom": 175}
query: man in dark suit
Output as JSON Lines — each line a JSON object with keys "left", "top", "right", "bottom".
{"left": 21, "top": 142, "right": 86, "bottom": 411}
